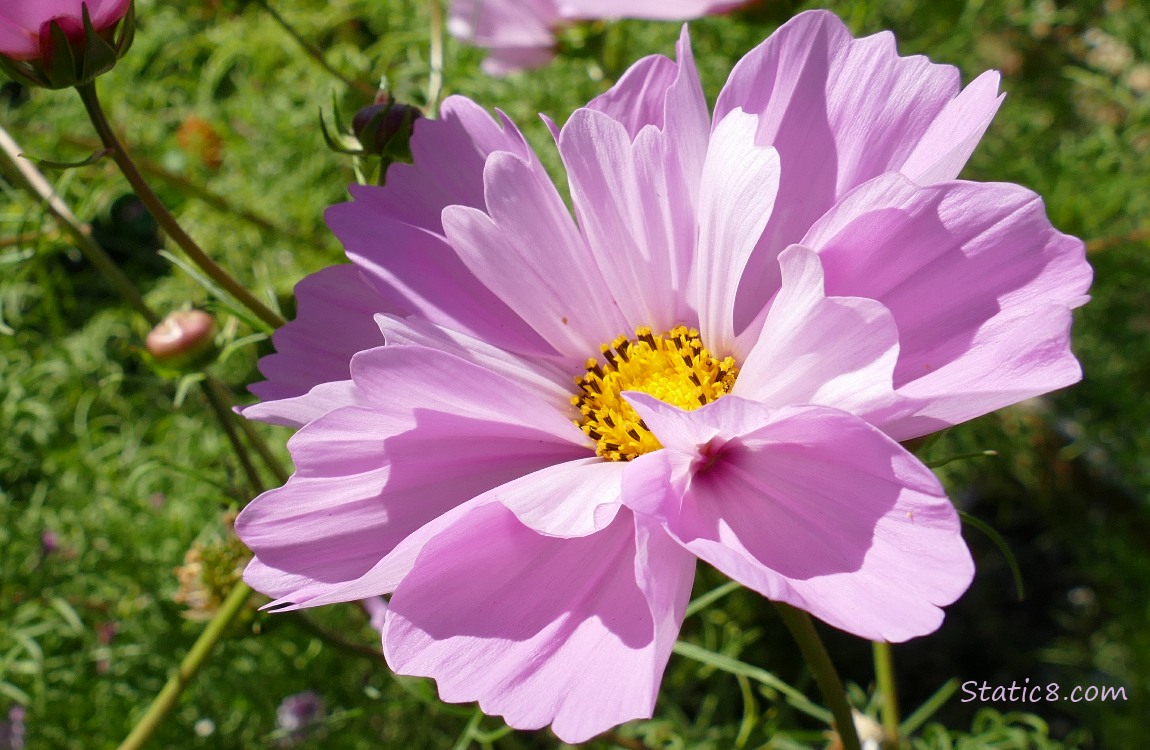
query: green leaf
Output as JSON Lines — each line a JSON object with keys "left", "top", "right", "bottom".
{"left": 959, "top": 510, "right": 1026, "bottom": 601}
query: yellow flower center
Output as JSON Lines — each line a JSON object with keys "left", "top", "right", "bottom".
{"left": 572, "top": 325, "right": 739, "bottom": 461}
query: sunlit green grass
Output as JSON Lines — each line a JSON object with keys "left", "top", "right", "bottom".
{"left": 2, "top": 0, "right": 1148, "bottom": 747}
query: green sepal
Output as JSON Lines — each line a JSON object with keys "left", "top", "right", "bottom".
{"left": 78, "top": 4, "right": 120, "bottom": 83}
{"left": 318, "top": 106, "right": 363, "bottom": 156}
{"left": 46, "top": 20, "right": 80, "bottom": 88}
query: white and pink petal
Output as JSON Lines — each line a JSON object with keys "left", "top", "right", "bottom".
{"left": 801, "top": 173, "right": 1091, "bottom": 438}
{"left": 716, "top": 10, "right": 1000, "bottom": 329}
{"left": 694, "top": 109, "right": 781, "bottom": 353}
{"left": 734, "top": 246, "right": 904, "bottom": 424}
{"left": 443, "top": 150, "right": 628, "bottom": 357}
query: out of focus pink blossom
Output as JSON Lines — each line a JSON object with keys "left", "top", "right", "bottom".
{"left": 448, "top": 0, "right": 750, "bottom": 74}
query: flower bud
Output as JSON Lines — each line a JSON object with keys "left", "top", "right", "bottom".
{"left": 145, "top": 309, "right": 216, "bottom": 369}
{"left": 351, "top": 98, "right": 421, "bottom": 159}
{"left": 0, "top": 0, "right": 135, "bottom": 89}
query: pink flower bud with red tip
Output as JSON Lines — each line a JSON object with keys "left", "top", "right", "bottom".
{"left": 0, "top": 0, "right": 134, "bottom": 89}
{"left": 145, "top": 309, "right": 216, "bottom": 369}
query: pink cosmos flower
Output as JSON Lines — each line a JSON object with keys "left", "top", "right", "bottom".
{"left": 0, "top": 0, "right": 130, "bottom": 61}
{"left": 237, "top": 10, "right": 1091, "bottom": 742}
{"left": 449, "top": 0, "right": 750, "bottom": 74}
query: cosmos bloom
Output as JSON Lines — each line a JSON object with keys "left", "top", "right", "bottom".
{"left": 0, "top": 0, "right": 129, "bottom": 61}
{"left": 448, "top": 0, "right": 750, "bottom": 75}
{"left": 237, "top": 10, "right": 1091, "bottom": 742}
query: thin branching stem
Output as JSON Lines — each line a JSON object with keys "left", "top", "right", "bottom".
{"left": 217, "top": 377, "right": 291, "bottom": 485}
{"left": 251, "top": 0, "right": 375, "bottom": 98}
{"left": 201, "top": 380, "right": 262, "bottom": 497}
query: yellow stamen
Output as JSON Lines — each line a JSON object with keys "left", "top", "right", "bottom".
{"left": 572, "top": 325, "right": 738, "bottom": 461}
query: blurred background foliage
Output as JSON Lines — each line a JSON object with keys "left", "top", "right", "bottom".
{"left": 1, "top": 0, "right": 1147, "bottom": 747}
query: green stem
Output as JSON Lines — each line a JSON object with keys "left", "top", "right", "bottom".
{"left": 75, "top": 82, "right": 285, "bottom": 330}
{"left": 427, "top": 0, "right": 444, "bottom": 112}
{"left": 200, "top": 379, "right": 263, "bottom": 497}
{"left": 204, "top": 376, "right": 289, "bottom": 485}
{"left": 0, "top": 124, "right": 158, "bottom": 325}
{"left": 774, "top": 603, "right": 861, "bottom": 750}
{"left": 872, "top": 641, "right": 900, "bottom": 748}
{"left": 116, "top": 581, "right": 253, "bottom": 750}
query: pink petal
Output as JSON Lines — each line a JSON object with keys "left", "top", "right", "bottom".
{"left": 485, "top": 457, "right": 626, "bottom": 537}
{"left": 1, "top": 0, "right": 127, "bottom": 59}
{"left": 448, "top": 0, "right": 559, "bottom": 74}
{"left": 0, "top": 16, "right": 37, "bottom": 59}
{"left": 373, "top": 314, "right": 575, "bottom": 403}
{"left": 586, "top": 26, "right": 708, "bottom": 143}
{"left": 559, "top": 28, "right": 708, "bottom": 332}
{"left": 448, "top": 0, "right": 558, "bottom": 49}
{"left": 370, "top": 95, "right": 535, "bottom": 232}
{"left": 442, "top": 152, "right": 628, "bottom": 357}
{"left": 623, "top": 394, "right": 973, "bottom": 642}
{"left": 734, "top": 246, "right": 903, "bottom": 423}
{"left": 384, "top": 503, "right": 694, "bottom": 743}
{"left": 86, "top": 0, "right": 130, "bottom": 28}
{"left": 560, "top": 0, "right": 747, "bottom": 18}
{"left": 241, "top": 379, "right": 363, "bottom": 430}
{"left": 239, "top": 343, "right": 590, "bottom": 607}
{"left": 892, "top": 303, "right": 1082, "bottom": 436}
{"left": 715, "top": 10, "right": 984, "bottom": 329}
{"left": 899, "top": 71, "right": 1004, "bottom": 185}
{"left": 246, "top": 264, "right": 388, "bottom": 405}
{"left": 363, "top": 596, "right": 388, "bottom": 633}
{"left": 801, "top": 174, "right": 1091, "bottom": 438}
{"left": 349, "top": 345, "right": 586, "bottom": 447}
{"left": 326, "top": 97, "right": 551, "bottom": 356}
{"left": 695, "top": 108, "right": 781, "bottom": 354}
{"left": 330, "top": 194, "right": 553, "bottom": 358}
{"left": 480, "top": 45, "right": 557, "bottom": 76}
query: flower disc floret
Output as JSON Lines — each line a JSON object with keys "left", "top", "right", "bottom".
{"left": 572, "top": 325, "right": 738, "bottom": 461}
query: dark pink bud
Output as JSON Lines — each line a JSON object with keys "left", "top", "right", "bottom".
{"left": 351, "top": 100, "right": 421, "bottom": 158}
{"left": 0, "top": 0, "right": 135, "bottom": 89}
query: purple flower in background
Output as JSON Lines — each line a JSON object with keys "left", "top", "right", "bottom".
{"left": 362, "top": 596, "right": 388, "bottom": 633}
{"left": 275, "top": 691, "right": 325, "bottom": 746}
{"left": 40, "top": 531, "right": 59, "bottom": 556}
{"left": 0, "top": 706, "right": 26, "bottom": 750}
{"left": 449, "top": 0, "right": 751, "bottom": 74}
{"left": 237, "top": 10, "right": 1090, "bottom": 741}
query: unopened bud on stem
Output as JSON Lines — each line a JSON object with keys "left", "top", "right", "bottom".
{"left": 351, "top": 97, "right": 422, "bottom": 159}
{"left": 145, "top": 309, "right": 216, "bottom": 368}
{"left": 0, "top": 0, "right": 135, "bottom": 89}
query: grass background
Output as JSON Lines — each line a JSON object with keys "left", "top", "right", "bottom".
{"left": 2, "top": 0, "right": 1148, "bottom": 747}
